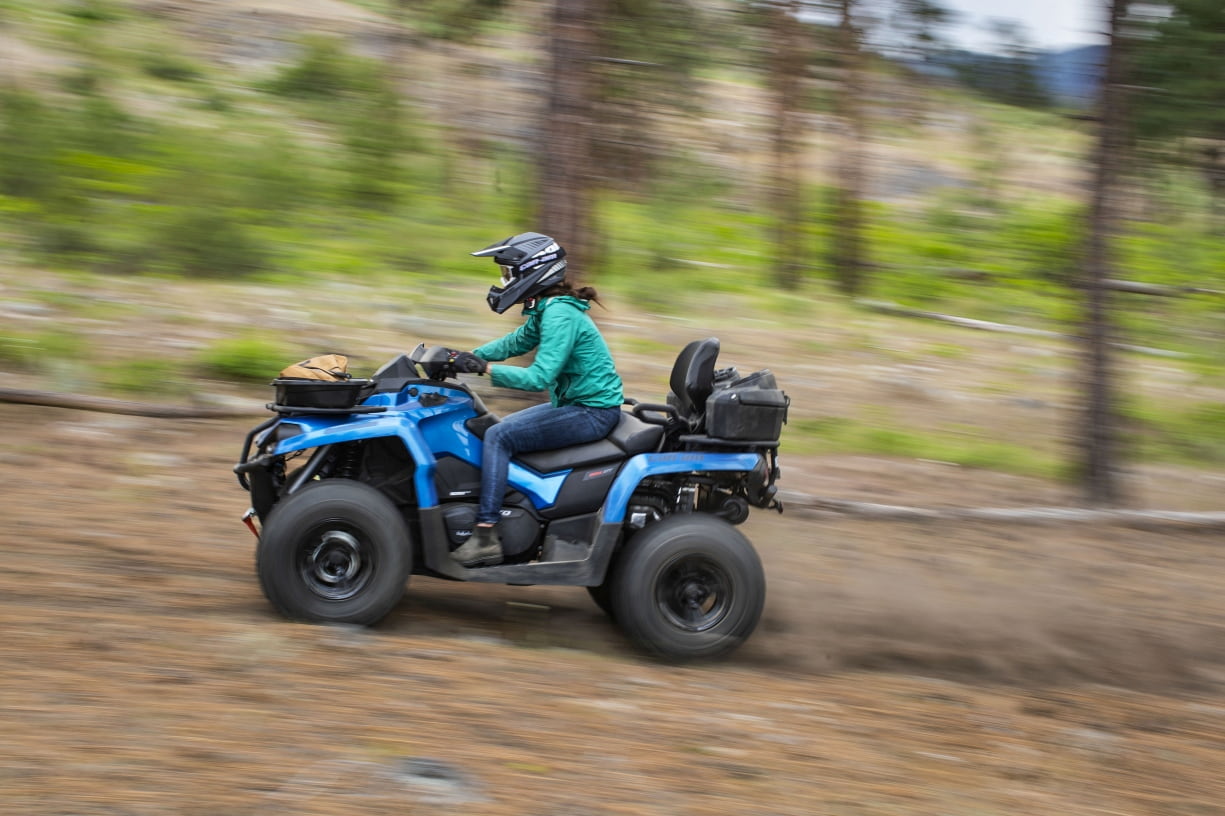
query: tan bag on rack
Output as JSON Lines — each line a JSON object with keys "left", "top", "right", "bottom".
{"left": 278, "top": 354, "right": 351, "bottom": 381}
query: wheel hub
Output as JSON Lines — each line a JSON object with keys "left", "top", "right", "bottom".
{"left": 658, "top": 557, "right": 729, "bottom": 632}
{"left": 313, "top": 530, "right": 362, "bottom": 583}
{"left": 681, "top": 580, "right": 710, "bottom": 608}
{"left": 301, "top": 528, "right": 370, "bottom": 600}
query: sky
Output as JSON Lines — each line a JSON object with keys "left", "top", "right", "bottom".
{"left": 942, "top": 0, "right": 1104, "bottom": 51}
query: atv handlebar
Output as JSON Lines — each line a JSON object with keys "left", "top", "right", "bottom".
{"left": 409, "top": 343, "right": 459, "bottom": 381}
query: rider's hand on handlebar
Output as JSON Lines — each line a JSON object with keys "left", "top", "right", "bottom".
{"left": 448, "top": 350, "right": 488, "bottom": 375}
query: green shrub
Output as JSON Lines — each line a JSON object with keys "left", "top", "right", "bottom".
{"left": 232, "top": 134, "right": 319, "bottom": 216}
{"left": 263, "top": 36, "right": 382, "bottom": 100}
{"left": 138, "top": 50, "right": 203, "bottom": 82}
{"left": 787, "top": 416, "right": 1061, "bottom": 479}
{"left": 196, "top": 335, "right": 291, "bottom": 382}
{"left": 142, "top": 205, "right": 270, "bottom": 277}
{"left": 0, "top": 328, "right": 84, "bottom": 370}
{"left": 995, "top": 203, "right": 1082, "bottom": 285}
{"left": 0, "top": 89, "right": 60, "bottom": 200}
{"left": 1123, "top": 400, "right": 1225, "bottom": 465}
{"left": 63, "top": 0, "right": 122, "bottom": 22}
{"left": 59, "top": 67, "right": 108, "bottom": 96}
{"left": 342, "top": 86, "right": 409, "bottom": 206}
{"left": 32, "top": 212, "right": 99, "bottom": 258}
{"left": 97, "top": 358, "right": 183, "bottom": 396}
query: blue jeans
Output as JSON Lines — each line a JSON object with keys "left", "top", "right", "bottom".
{"left": 478, "top": 402, "right": 622, "bottom": 525}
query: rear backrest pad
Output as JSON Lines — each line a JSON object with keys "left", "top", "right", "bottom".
{"left": 668, "top": 337, "right": 720, "bottom": 418}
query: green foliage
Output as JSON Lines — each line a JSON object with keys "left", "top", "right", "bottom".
{"left": 63, "top": 0, "right": 122, "bottom": 23}
{"left": 0, "top": 327, "right": 84, "bottom": 369}
{"left": 0, "top": 70, "right": 422, "bottom": 274}
{"left": 0, "top": 87, "right": 155, "bottom": 253}
{"left": 137, "top": 49, "right": 203, "bottom": 83}
{"left": 994, "top": 202, "right": 1082, "bottom": 285}
{"left": 143, "top": 206, "right": 270, "bottom": 277}
{"left": 590, "top": 0, "right": 720, "bottom": 187}
{"left": 196, "top": 335, "right": 291, "bottom": 383}
{"left": 950, "top": 51, "right": 1052, "bottom": 110}
{"left": 1122, "top": 400, "right": 1225, "bottom": 466}
{"left": 1129, "top": 0, "right": 1225, "bottom": 145}
{"left": 0, "top": 90, "right": 61, "bottom": 200}
{"left": 414, "top": 0, "right": 508, "bottom": 40}
{"left": 263, "top": 36, "right": 383, "bottom": 100}
{"left": 0, "top": 0, "right": 1221, "bottom": 484}
{"left": 787, "top": 416, "right": 1062, "bottom": 479}
{"left": 230, "top": 134, "right": 320, "bottom": 217}
{"left": 924, "top": 342, "right": 968, "bottom": 359}
{"left": 341, "top": 85, "right": 410, "bottom": 206}
{"left": 96, "top": 358, "right": 183, "bottom": 396}
{"left": 261, "top": 36, "right": 415, "bottom": 207}
{"left": 595, "top": 197, "right": 774, "bottom": 312}
{"left": 862, "top": 194, "right": 1088, "bottom": 330}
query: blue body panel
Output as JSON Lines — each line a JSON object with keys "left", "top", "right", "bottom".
{"left": 265, "top": 384, "right": 567, "bottom": 510}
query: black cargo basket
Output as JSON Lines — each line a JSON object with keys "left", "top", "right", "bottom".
{"left": 270, "top": 378, "right": 375, "bottom": 411}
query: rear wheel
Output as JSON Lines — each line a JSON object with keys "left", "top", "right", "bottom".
{"left": 256, "top": 480, "right": 411, "bottom": 626}
{"left": 610, "top": 514, "right": 765, "bottom": 661}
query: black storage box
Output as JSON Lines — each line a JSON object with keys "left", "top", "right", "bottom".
{"left": 728, "top": 369, "right": 777, "bottom": 390}
{"left": 706, "top": 385, "right": 789, "bottom": 441}
{"left": 271, "top": 378, "right": 374, "bottom": 410}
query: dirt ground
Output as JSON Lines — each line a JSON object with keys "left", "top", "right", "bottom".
{"left": 4, "top": 1, "right": 1225, "bottom": 812}
{"left": 3, "top": 396, "right": 1225, "bottom": 815}
{"left": 3, "top": 261, "right": 1225, "bottom": 816}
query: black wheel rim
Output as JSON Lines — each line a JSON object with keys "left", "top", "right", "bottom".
{"left": 656, "top": 554, "right": 732, "bottom": 632}
{"left": 297, "top": 520, "right": 375, "bottom": 601}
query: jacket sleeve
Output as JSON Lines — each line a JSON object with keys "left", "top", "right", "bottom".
{"left": 473, "top": 316, "right": 540, "bottom": 362}
{"left": 487, "top": 305, "right": 578, "bottom": 392}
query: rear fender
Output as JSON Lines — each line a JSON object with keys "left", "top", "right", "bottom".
{"left": 601, "top": 452, "right": 763, "bottom": 524}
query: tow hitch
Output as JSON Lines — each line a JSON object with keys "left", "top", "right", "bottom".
{"left": 241, "top": 507, "right": 261, "bottom": 538}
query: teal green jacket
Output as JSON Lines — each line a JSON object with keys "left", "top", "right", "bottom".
{"left": 473, "top": 296, "right": 624, "bottom": 409}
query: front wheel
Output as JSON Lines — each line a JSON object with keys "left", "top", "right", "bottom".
{"left": 610, "top": 514, "right": 765, "bottom": 661}
{"left": 256, "top": 480, "right": 412, "bottom": 626}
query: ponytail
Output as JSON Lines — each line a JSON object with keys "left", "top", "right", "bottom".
{"left": 543, "top": 281, "right": 604, "bottom": 307}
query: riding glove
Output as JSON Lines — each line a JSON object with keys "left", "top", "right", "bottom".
{"left": 448, "top": 350, "right": 487, "bottom": 375}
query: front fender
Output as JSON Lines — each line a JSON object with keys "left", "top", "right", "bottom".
{"left": 601, "top": 452, "right": 763, "bottom": 524}
{"left": 270, "top": 413, "right": 442, "bottom": 507}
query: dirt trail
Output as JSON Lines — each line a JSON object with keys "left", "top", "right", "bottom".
{"left": 4, "top": 404, "right": 1225, "bottom": 815}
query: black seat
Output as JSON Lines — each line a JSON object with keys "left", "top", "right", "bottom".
{"left": 667, "top": 337, "right": 720, "bottom": 430}
{"left": 516, "top": 412, "right": 665, "bottom": 474}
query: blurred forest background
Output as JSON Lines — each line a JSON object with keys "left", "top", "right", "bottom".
{"left": 1, "top": 0, "right": 1223, "bottom": 501}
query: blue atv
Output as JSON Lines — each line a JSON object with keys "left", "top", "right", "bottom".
{"left": 235, "top": 338, "right": 786, "bottom": 660}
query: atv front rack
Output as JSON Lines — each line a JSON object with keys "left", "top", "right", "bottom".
{"left": 266, "top": 403, "right": 389, "bottom": 416}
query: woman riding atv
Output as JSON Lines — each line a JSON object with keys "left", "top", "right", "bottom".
{"left": 445, "top": 232, "right": 624, "bottom": 568}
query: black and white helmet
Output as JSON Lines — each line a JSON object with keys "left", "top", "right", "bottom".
{"left": 472, "top": 231, "right": 568, "bottom": 314}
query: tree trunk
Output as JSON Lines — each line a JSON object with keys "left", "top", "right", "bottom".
{"left": 1078, "top": 0, "right": 1129, "bottom": 506}
{"left": 768, "top": 0, "right": 806, "bottom": 290}
{"left": 390, "top": 0, "right": 413, "bottom": 84}
{"left": 536, "top": 0, "right": 602, "bottom": 276}
{"left": 830, "top": 0, "right": 868, "bottom": 296}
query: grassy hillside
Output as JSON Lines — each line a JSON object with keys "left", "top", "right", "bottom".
{"left": 1, "top": 0, "right": 1223, "bottom": 477}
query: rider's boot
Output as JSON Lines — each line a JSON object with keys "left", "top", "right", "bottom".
{"left": 450, "top": 524, "right": 503, "bottom": 567}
